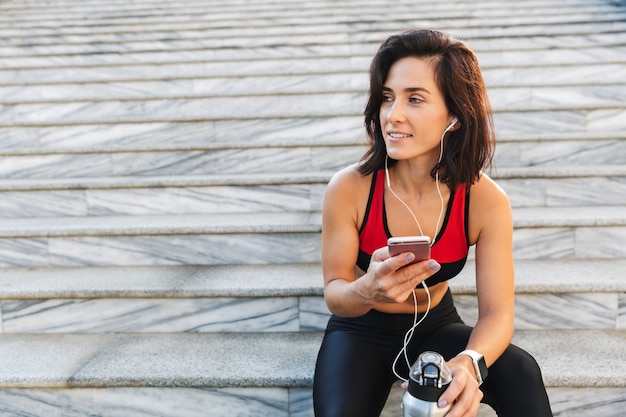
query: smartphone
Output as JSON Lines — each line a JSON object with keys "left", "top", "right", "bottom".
{"left": 388, "top": 236, "right": 431, "bottom": 265}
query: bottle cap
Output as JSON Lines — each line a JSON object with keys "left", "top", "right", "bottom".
{"left": 407, "top": 351, "right": 452, "bottom": 401}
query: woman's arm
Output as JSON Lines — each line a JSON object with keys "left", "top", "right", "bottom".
{"left": 465, "top": 174, "right": 515, "bottom": 364}
{"left": 439, "top": 174, "right": 515, "bottom": 416}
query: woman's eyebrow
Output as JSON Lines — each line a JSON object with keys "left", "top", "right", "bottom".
{"left": 382, "top": 86, "right": 431, "bottom": 94}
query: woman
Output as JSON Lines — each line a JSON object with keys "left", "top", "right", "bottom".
{"left": 313, "top": 29, "right": 553, "bottom": 417}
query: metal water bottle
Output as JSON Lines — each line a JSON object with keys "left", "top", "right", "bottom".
{"left": 402, "top": 351, "right": 453, "bottom": 417}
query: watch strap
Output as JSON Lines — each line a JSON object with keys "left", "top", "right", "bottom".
{"left": 457, "top": 349, "right": 488, "bottom": 385}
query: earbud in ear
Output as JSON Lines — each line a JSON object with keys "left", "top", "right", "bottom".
{"left": 444, "top": 117, "right": 458, "bottom": 133}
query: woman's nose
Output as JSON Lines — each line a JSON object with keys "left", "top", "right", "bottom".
{"left": 385, "top": 101, "right": 405, "bottom": 124}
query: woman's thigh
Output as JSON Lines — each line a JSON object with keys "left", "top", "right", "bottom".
{"left": 313, "top": 329, "right": 397, "bottom": 417}
{"left": 409, "top": 321, "right": 472, "bottom": 360}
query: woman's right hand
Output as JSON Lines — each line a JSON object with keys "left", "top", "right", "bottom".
{"left": 356, "top": 246, "right": 441, "bottom": 305}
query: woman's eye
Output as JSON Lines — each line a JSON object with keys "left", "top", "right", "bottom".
{"left": 409, "top": 96, "right": 423, "bottom": 104}
{"left": 382, "top": 95, "right": 394, "bottom": 103}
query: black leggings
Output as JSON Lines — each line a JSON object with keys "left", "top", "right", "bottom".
{"left": 313, "top": 290, "right": 553, "bottom": 417}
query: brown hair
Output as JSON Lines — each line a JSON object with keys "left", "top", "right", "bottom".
{"left": 358, "top": 29, "right": 495, "bottom": 189}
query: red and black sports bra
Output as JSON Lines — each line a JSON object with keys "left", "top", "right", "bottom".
{"left": 357, "top": 169, "right": 470, "bottom": 287}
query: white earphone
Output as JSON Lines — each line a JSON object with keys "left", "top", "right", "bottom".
{"left": 444, "top": 117, "right": 458, "bottom": 133}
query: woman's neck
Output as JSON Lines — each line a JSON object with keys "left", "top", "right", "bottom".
{"left": 388, "top": 160, "right": 439, "bottom": 201}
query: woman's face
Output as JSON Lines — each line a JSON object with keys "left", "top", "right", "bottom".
{"left": 379, "top": 56, "right": 455, "bottom": 162}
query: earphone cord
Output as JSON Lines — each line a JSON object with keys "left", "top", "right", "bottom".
{"left": 386, "top": 129, "right": 448, "bottom": 382}
{"left": 384, "top": 157, "right": 444, "bottom": 248}
{"left": 392, "top": 281, "right": 431, "bottom": 382}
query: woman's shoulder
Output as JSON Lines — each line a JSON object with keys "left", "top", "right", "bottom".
{"left": 324, "top": 164, "right": 375, "bottom": 223}
{"left": 469, "top": 172, "right": 510, "bottom": 207}
{"left": 327, "top": 163, "right": 374, "bottom": 193}
{"left": 467, "top": 173, "right": 512, "bottom": 243}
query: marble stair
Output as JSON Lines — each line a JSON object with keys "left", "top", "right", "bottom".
{"left": 0, "top": 0, "right": 625, "bottom": 416}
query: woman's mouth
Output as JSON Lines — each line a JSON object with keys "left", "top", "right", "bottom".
{"left": 387, "top": 132, "right": 412, "bottom": 140}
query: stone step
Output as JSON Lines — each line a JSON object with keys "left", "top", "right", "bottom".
{"left": 0, "top": 386, "right": 620, "bottom": 417}
{"left": 1, "top": 137, "right": 626, "bottom": 178}
{"left": 3, "top": 259, "right": 624, "bottom": 299}
{"left": 496, "top": 135, "right": 626, "bottom": 167}
{"left": 0, "top": 132, "right": 624, "bottom": 180}
{"left": 0, "top": 6, "right": 622, "bottom": 40}
{"left": 0, "top": 207, "right": 623, "bottom": 267}
{"left": 0, "top": 118, "right": 623, "bottom": 157}
{"left": 0, "top": 260, "right": 623, "bottom": 333}
{"left": 0, "top": 1, "right": 620, "bottom": 34}
{"left": 0, "top": 144, "right": 358, "bottom": 179}
{"left": 0, "top": 0, "right": 614, "bottom": 11}
{"left": 0, "top": 386, "right": 311, "bottom": 417}
{"left": 0, "top": 202, "right": 609, "bottom": 233}
{"left": 0, "top": 166, "right": 625, "bottom": 218}
{"left": 0, "top": 15, "right": 623, "bottom": 56}
{"left": 0, "top": 174, "right": 329, "bottom": 218}
{"left": 0, "top": 18, "right": 623, "bottom": 57}
{"left": 3, "top": 64, "right": 624, "bottom": 104}
{"left": 0, "top": 212, "right": 322, "bottom": 267}
{"left": 0, "top": 119, "right": 626, "bottom": 160}
{"left": 0, "top": 0, "right": 618, "bottom": 24}
{"left": 496, "top": 165, "right": 626, "bottom": 207}
{"left": 0, "top": 84, "right": 623, "bottom": 128}
{"left": 0, "top": 330, "right": 622, "bottom": 416}
{"left": 2, "top": 34, "right": 623, "bottom": 71}
{"left": 3, "top": 8, "right": 620, "bottom": 39}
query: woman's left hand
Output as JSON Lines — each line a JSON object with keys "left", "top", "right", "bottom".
{"left": 436, "top": 355, "right": 483, "bottom": 417}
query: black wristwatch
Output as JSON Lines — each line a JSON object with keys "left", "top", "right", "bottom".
{"left": 457, "top": 350, "right": 488, "bottom": 385}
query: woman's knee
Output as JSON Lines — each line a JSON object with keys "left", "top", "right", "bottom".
{"left": 483, "top": 345, "right": 553, "bottom": 416}
{"left": 491, "top": 344, "right": 545, "bottom": 385}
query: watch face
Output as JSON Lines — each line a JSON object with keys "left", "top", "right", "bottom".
{"left": 478, "top": 356, "right": 488, "bottom": 380}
